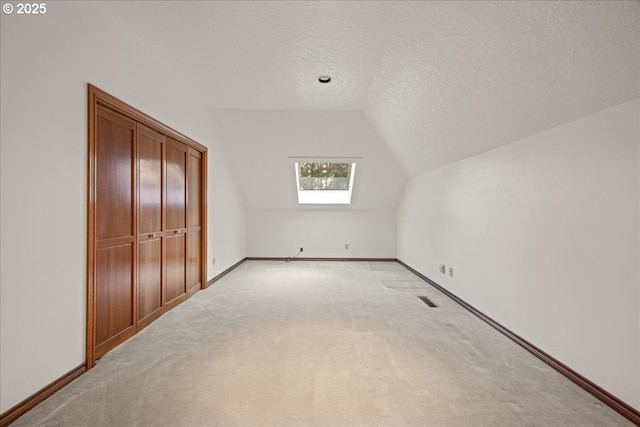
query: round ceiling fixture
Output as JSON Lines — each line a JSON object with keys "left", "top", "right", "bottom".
{"left": 318, "top": 75, "right": 332, "bottom": 84}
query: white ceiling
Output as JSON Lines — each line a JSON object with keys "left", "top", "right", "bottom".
{"left": 104, "top": 1, "right": 639, "bottom": 176}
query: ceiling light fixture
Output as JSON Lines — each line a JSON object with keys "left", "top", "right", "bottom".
{"left": 318, "top": 75, "right": 331, "bottom": 84}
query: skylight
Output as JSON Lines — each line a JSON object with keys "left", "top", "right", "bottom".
{"left": 294, "top": 161, "right": 357, "bottom": 204}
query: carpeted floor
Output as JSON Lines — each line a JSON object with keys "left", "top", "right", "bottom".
{"left": 12, "top": 261, "right": 634, "bottom": 426}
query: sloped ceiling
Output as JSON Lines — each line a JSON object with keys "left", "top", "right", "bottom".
{"left": 104, "top": 1, "right": 639, "bottom": 177}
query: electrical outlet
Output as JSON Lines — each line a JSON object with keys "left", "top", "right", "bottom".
{"left": 212, "top": 257, "right": 216, "bottom": 266}
{"left": 345, "top": 243, "right": 349, "bottom": 250}
{"left": 439, "top": 264, "right": 445, "bottom": 274}
{"left": 300, "top": 247, "right": 303, "bottom": 253}
{"left": 449, "top": 267, "right": 453, "bottom": 277}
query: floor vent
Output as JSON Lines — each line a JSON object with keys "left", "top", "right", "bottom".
{"left": 418, "top": 296, "right": 438, "bottom": 308}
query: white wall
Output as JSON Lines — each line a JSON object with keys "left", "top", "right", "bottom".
{"left": 206, "top": 133, "right": 247, "bottom": 273}
{"left": 0, "top": 3, "right": 245, "bottom": 412}
{"left": 215, "top": 110, "right": 405, "bottom": 258}
{"left": 397, "top": 100, "right": 640, "bottom": 409}
{"left": 247, "top": 210, "right": 396, "bottom": 258}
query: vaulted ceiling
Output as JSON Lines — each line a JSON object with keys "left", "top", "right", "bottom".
{"left": 105, "top": 1, "right": 639, "bottom": 177}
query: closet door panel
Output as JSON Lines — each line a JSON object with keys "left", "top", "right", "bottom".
{"left": 187, "top": 148, "right": 202, "bottom": 296}
{"left": 138, "top": 125, "right": 163, "bottom": 235}
{"left": 94, "top": 105, "right": 136, "bottom": 358}
{"left": 95, "top": 244, "right": 134, "bottom": 345}
{"left": 187, "top": 231, "right": 202, "bottom": 295}
{"left": 137, "top": 124, "right": 163, "bottom": 326}
{"left": 165, "top": 138, "right": 187, "bottom": 305}
{"left": 138, "top": 238, "right": 162, "bottom": 321}
{"left": 165, "top": 233, "right": 186, "bottom": 303}
{"left": 166, "top": 139, "right": 187, "bottom": 231}
{"left": 187, "top": 149, "right": 202, "bottom": 227}
{"left": 96, "top": 109, "right": 134, "bottom": 240}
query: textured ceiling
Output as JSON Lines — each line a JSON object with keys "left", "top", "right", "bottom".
{"left": 104, "top": 1, "right": 640, "bottom": 176}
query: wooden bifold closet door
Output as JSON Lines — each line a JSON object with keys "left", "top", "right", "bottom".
{"left": 94, "top": 106, "right": 137, "bottom": 356}
{"left": 187, "top": 148, "right": 203, "bottom": 297}
{"left": 88, "top": 85, "right": 207, "bottom": 366}
{"left": 137, "top": 124, "right": 164, "bottom": 329}
{"left": 164, "top": 138, "right": 188, "bottom": 309}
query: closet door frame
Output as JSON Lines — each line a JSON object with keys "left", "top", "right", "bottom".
{"left": 87, "top": 85, "right": 207, "bottom": 369}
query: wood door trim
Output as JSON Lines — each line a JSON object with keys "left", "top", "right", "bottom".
{"left": 97, "top": 105, "right": 136, "bottom": 130}
{"left": 89, "top": 85, "right": 206, "bottom": 153}
{"left": 201, "top": 150, "right": 207, "bottom": 294}
{"left": 166, "top": 136, "right": 189, "bottom": 152}
{"left": 137, "top": 122, "right": 165, "bottom": 141}
{"left": 188, "top": 146, "right": 202, "bottom": 158}
{"left": 86, "top": 87, "right": 97, "bottom": 369}
{"left": 88, "top": 84, "right": 207, "bottom": 369}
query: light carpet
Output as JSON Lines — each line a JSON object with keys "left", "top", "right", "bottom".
{"left": 12, "top": 261, "right": 634, "bottom": 426}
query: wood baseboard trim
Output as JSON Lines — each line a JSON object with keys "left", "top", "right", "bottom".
{"left": 0, "top": 363, "right": 87, "bottom": 427}
{"left": 396, "top": 259, "right": 640, "bottom": 425}
{"left": 206, "top": 258, "right": 247, "bottom": 288}
{"left": 245, "top": 257, "right": 397, "bottom": 262}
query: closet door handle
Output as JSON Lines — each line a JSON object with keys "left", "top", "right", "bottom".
{"left": 148, "top": 233, "right": 156, "bottom": 238}
{"left": 175, "top": 230, "right": 181, "bottom": 234}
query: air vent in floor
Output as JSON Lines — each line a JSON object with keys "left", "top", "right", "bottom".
{"left": 418, "top": 296, "right": 438, "bottom": 308}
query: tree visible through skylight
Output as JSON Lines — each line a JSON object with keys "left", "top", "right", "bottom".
{"left": 298, "top": 162, "right": 350, "bottom": 190}
{"left": 294, "top": 162, "right": 356, "bottom": 204}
